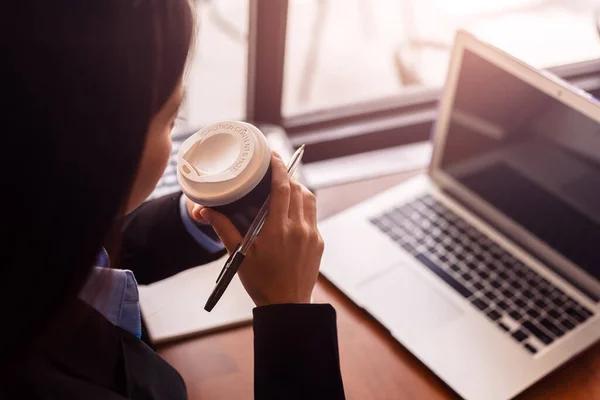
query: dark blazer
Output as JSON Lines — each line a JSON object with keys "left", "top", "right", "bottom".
{"left": 3, "top": 193, "right": 345, "bottom": 400}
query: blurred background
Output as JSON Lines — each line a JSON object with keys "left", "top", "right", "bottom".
{"left": 171, "top": 0, "right": 600, "bottom": 190}
{"left": 184, "top": 0, "right": 600, "bottom": 123}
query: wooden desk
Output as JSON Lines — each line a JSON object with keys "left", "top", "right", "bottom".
{"left": 158, "top": 171, "right": 600, "bottom": 400}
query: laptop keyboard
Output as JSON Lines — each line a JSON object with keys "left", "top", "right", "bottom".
{"left": 370, "top": 194, "right": 595, "bottom": 355}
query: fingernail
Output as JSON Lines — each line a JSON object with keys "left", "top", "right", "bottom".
{"left": 200, "top": 209, "right": 212, "bottom": 223}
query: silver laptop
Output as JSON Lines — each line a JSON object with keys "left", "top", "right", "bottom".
{"left": 319, "top": 30, "right": 600, "bottom": 400}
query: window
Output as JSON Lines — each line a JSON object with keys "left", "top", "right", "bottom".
{"left": 180, "top": 0, "right": 600, "bottom": 168}
{"left": 283, "top": 0, "right": 600, "bottom": 116}
{"left": 175, "top": 0, "right": 249, "bottom": 136}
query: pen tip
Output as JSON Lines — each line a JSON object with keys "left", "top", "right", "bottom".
{"left": 299, "top": 144, "right": 306, "bottom": 152}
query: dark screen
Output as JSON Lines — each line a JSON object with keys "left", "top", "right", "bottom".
{"left": 440, "top": 49, "right": 600, "bottom": 282}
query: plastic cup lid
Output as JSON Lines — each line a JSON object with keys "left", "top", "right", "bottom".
{"left": 177, "top": 121, "right": 271, "bottom": 206}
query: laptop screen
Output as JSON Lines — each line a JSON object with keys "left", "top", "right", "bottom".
{"left": 440, "top": 49, "right": 600, "bottom": 284}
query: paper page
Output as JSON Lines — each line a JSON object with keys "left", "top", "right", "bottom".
{"left": 139, "top": 256, "right": 254, "bottom": 344}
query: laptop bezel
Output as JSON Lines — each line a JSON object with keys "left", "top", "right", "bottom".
{"left": 429, "top": 30, "right": 600, "bottom": 300}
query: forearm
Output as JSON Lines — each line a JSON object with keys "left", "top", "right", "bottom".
{"left": 119, "top": 192, "right": 225, "bottom": 284}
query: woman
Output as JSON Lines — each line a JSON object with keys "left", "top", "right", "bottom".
{"left": 1, "top": 1, "right": 345, "bottom": 399}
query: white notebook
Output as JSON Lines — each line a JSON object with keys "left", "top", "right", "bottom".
{"left": 138, "top": 256, "right": 255, "bottom": 344}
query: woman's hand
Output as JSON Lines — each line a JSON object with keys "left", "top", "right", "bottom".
{"left": 187, "top": 197, "right": 208, "bottom": 224}
{"left": 198, "top": 152, "right": 324, "bottom": 306}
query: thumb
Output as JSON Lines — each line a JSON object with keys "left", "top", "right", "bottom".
{"left": 200, "top": 209, "right": 242, "bottom": 253}
{"left": 191, "top": 205, "right": 210, "bottom": 224}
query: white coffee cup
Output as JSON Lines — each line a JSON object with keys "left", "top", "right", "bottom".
{"left": 177, "top": 121, "right": 272, "bottom": 233}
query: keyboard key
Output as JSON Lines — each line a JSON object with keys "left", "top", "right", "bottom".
{"left": 566, "top": 307, "right": 588, "bottom": 323}
{"left": 400, "top": 242, "right": 417, "bottom": 254}
{"left": 484, "top": 291, "right": 497, "bottom": 301}
{"left": 538, "top": 276, "right": 550, "bottom": 286}
{"left": 497, "top": 301, "right": 510, "bottom": 311}
{"left": 396, "top": 208, "right": 414, "bottom": 220}
{"left": 509, "top": 310, "right": 523, "bottom": 321}
{"left": 564, "top": 299, "right": 578, "bottom": 308}
{"left": 501, "top": 288, "right": 514, "bottom": 299}
{"left": 522, "top": 289, "right": 535, "bottom": 299}
{"left": 472, "top": 282, "right": 484, "bottom": 291}
{"left": 579, "top": 306, "right": 594, "bottom": 317}
{"left": 526, "top": 278, "right": 538, "bottom": 287}
{"left": 514, "top": 298, "right": 527, "bottom": 308}
{"left": 540, "top": 318, "right": 565, "bottom": 338}
{"left": 390, "top": 233, "right": 405, "bottom": 242}
{"left": 461, "top": 272, "right": 473, "bottom": 281}
{"left": 416, "top": 254, "right": 473, "bottom": 298}
{"left": 472, "top": 298, "right": 489, "bottom": 311}
{"left": 370, "top": 218, "right": 387, "bottom": 230}
{"left": 498, "top": 271, "right": 509, "bottom": 281}
{"left": 465, "top": 261, "right": 478, "bottom": 270}
{"left": 534, "top": 299, "right": 549, "bottom": 309}
{"left": 547, "top": 309, "right": 561, "bottom": 319}
{"left": 509, "top": 280, "right": 523, "bottom": 290}
{"left": 554, "top": 296, "right": 570, "bottom": 305}
{"left": 559, "top": 319, "right": 576, "bottom": 331}
{"left": 487, "top": 262, "right": 499, "bottom": 272}
{"left": 498, "top": 322, "right": 510, "bottom": 332}
{"left": 524, "top": 343, "right": 538, "bottom": 354}
{"left": 526, "top": 278, "right": 539, "bottom": 287}
{"left": 490, "top": 280, "right": 502, "bottom": 289}
{"left": 512, "top": 330, "right": 528, "bottom": 342}
{"left": 478, "top": 270, "right": 490, "bottom": 280}
{"left": 526, "top": 308, "right": 541, "bottom": 319}
{"left": 474, "top": 253, "right": 486, "bottom": 263}
{"left": 523, "top": 321, "right": 554, "bottom": 345}
{"left": 487, "top": 309, "right": 501, "bottom": 321}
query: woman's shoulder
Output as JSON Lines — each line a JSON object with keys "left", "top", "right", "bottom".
{"left": 3, "top": 299, "right": 187, "bottom": 400}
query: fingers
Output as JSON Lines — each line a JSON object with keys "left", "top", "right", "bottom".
{"left": 191, "top": 204, "right": 209, "bottom": 224}
{"left": 268, "top": 152, "right": 291, "bottom": 221}
{"left": 302, "top": 186, "right": 317, "bottom": 227}
{"left": 184, "top": 196, "right": 209, "bottom": 225}
{"left": 200, "top": 209, "right": 242, "bottom": 253}
{"left": 288, "top": 179, "right": 304, "bottom": 222}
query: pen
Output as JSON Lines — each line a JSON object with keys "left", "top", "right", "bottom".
{"left": 205, "top": 145, "right": 306, "bottom": 312}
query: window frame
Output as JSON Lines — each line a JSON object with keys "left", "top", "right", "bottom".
{"left": 247, "top": 0, "right": 600, "bottom": 163}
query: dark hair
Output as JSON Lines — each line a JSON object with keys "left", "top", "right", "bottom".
{"left": 1, "top": 0, "right": 193, "bottom": 360}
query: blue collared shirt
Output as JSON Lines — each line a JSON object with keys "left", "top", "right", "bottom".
{"left": 178, "top": 193, "right": 225, "bottom": 253}
{"left": 79, "top": 194, "right": 224, "bottom": 338}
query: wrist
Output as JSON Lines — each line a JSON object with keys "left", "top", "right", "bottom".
{"left": 253, "top": 292, "right": 312, "bottom": 307}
